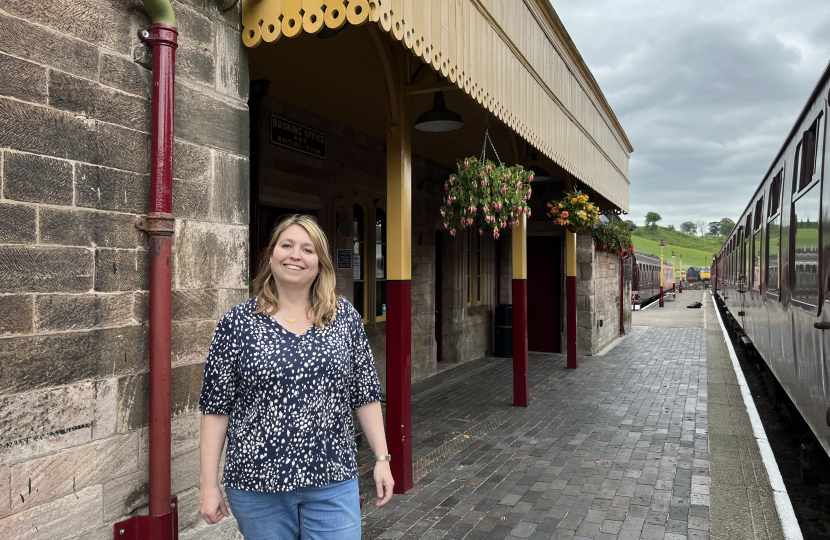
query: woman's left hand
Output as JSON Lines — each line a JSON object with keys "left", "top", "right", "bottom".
{"left": 374, "top": 461, "right": 394, "bottom": 506}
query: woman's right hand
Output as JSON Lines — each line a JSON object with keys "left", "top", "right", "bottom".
{"left": 198, "top": 484, "right": 230, "bottom": 525}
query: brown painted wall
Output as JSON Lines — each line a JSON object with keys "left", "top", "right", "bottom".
{"left": 0, "top": 0, "right": 249, "bottom": 538}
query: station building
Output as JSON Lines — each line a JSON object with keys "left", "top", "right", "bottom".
{"left": 0, "top": 0, "right": 632, "bottom": 538}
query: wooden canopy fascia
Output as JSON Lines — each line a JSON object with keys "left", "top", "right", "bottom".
{"left": 242, "top": 0, "right": 632, "bottom": 212}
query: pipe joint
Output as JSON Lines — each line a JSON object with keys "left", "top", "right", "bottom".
{"left": 139, "top": 24, "right": 179, "bottom": 49}
{"left": 136, "top": 212, "right": 176, "bottom": 237}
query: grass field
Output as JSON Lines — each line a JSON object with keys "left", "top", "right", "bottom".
{"left": 631, "top": 226, "right": 723, "bottom": 269}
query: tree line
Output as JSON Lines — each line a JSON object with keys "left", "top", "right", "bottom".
{"left": 629, "top": 212, "right": 735, "bottom": 237}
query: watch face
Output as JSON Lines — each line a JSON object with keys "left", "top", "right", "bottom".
{"left": 338, "top": 222, "right": 352, "bottom": 238}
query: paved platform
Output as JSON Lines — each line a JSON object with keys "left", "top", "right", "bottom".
{"left": 358, "top": 290, "right": 792, "bottom": 540}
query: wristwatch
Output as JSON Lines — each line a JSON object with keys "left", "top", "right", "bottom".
{"left": 375, "top": 454, "right": 392, "bottom": 462}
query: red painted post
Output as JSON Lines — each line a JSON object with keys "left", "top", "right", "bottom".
{"left": 659, "top": 286, "right": 664, "bottom": 307}
{"left": 619, "top": 256, "right": 625, "bottom": 337}
{"left": 567, "top": 276, "right": 577, "bottom": 369}
{"left": 386, "top": 281, "right": 413, "bottom": 493}
{"left": 512, "top": 279, "right": 529, "bottom": 407}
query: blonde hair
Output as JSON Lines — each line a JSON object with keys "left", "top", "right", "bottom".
{"left": 252, "top": 214, "right": 338, "bottom": 327}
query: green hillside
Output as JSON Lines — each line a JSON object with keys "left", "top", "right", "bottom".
{"left": 631, "top": 226, "right": 724, "bottom": 269}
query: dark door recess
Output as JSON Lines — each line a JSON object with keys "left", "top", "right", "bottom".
{"left": 527, "top": 235, "right": 562, "bottom": 352}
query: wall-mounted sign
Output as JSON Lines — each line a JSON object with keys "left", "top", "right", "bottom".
{"left": 270, "top": 115, "right": 326, "bottom": 159}
{"left": 337, "top": 249, "right": 352, "bottom": 269}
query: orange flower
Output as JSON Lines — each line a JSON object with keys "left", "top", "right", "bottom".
{"left": 561, "top": 211, "right": 569, "bottom": 218}
{"left": 550, "top": 206, "right": 558, "bottom": 214}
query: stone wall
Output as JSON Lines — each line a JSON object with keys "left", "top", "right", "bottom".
{"left": 575, "top": 231, "right": 632, "bottom": 355}
{"left": 0, "top": 0, "right": 249, "bottom": 538}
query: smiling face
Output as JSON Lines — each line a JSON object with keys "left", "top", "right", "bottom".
{"left": 269, "top": 224, "right": 320, "bottom": 293}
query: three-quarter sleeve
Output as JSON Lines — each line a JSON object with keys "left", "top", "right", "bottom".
{"left": 347, "top": 302, "right": 383, "bottom": 409}
{"left": 199, "top": 310, "right": 241, "bottom": 415}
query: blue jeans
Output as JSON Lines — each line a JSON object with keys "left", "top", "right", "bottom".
{"left": 226, "top": 479, "right": 361, "bottom": 540}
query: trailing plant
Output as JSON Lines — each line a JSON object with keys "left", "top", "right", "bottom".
{"left": 591, "top": 220, "right": 633, "bottom": 257}
{"left": 440, "top": 157, "right": 533, "bottom": 240}
{"left": 546, "top": 189, "right": 600, "bottom": 228}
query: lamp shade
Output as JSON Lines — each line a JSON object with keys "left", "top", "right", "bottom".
{"left": 414, "top": 92, "right": 464, "bottom": 132}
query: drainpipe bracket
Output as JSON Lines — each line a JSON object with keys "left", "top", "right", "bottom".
{"left": 138, "top": 24, "right": 179, "bottom": 48}
{"left": 135, "top": 212, "right": 175, "bottom": 236}
{"left": 114, "top": 496, "right": 178, "bottom": 540}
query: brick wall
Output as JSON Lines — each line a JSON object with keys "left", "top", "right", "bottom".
{"left": 0, "top": 1, "right": 248, "bottom": 538}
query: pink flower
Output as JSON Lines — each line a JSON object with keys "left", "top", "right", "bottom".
{"left": 450, "top": 178, "right": 454, "bottom": 185}
{"left": 527, "top": 188, "right": 532, "bottom": 196}
{"left": 451, "top": 229, "right": 456, "bottom": 236}
{"left": 487, "top": 166, "right": 492, "bottom": 173}
{"left": 441, "top": 210, "right": 446, "bottom": 217}
{"left": 464, "top": 161, "right": 469, "bottom": 169}
{"left": 443, "top": 222, "right": 448, "bottom": 228}
{"left": 529, "top": 173, "right": 534, "bottom": 183}
{"left": 479, "top": 229, "right": 483, "bottom": 236}
{"left": 493, "top": 230, "right": 500, "bottom": 239}
{"left": 444, "top": 184, "right": 449, "bottom": 191}
{"left": 517, "top": 181, "right": 522, "bottom": 189}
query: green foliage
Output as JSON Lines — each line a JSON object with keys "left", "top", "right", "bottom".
{"left": 645, "top": 212, "right": 662, "bottom": 228}
{"left": 666, "top": 224, "right": 675, "bottom": 231}
{"left": 625, "top": 220, "right": 637, "bottom": 231}
{"left": 591, "top": 221, "right": 633, "bottom": 257}
{"left": 718, "top": 218, "right": 735, "bottom": 236}
{"left": 680, "top": 221, "right": 696, "bottom": 234}
{"left": 546, "top": 190, "right": 600, "bottom": 228}
{"left": 441, "top": 157, "right": 533, "bottom": 240}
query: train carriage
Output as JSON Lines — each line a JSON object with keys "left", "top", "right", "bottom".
{"left": 715, "top": 59, "right": 830, "bottom": 458}
{"left": 632, "top": 251, "right": 675, "bottom": 308}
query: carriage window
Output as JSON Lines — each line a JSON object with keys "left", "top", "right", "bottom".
{"left": 791, "top": 183, "right": 820, "bottom": 306}
{"left": 768, "top": 170, "right": 783, "bottom": 217}
{"left": 752, "top": 200, "right": 763, "bottom": 290}
{"left": 798, "top": 113, "right": 824, "bottom": 191}
{"left": 766, "top": 219, "right": 781, "bottom": 296}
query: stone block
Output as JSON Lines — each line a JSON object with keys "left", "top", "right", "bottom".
{"left": 178, "top": 45, "right": 216, "bottom": 85}
{"left": 172, "top": 320, "right": 215, "bottom": 367}
{"left": 139, "top": 412, "right": 202, "bottom": 468}
{"left": 35, "top": 292, "right": 133, "bottom": 332}
{"left": 170, "top": 289, "right": 219, "bottom": 321}
{"left": 0, "top": 98, "right": 96, "bottom": 164}
{"left": 0, "top": 325, "right": 148, "bottom": 395}
{"left": 215, "top": 20, "right": 249, "bottom": 100}
{"left": 176, "top": 486, "right": 202, "bottom": 531}
{"left": 174, "top": 140, "right": 212, "bottom": 183}
{"left": 175, "top": 220, "right": 248, "bottom": 290}
{"left": 0, "top": 202, "right": 36, "bottom": 245}
{"left": 95, "top": 248, "right": 149, "bottom": 292}
{"left": 177, "top": 7, "right": 214, "bottom": 47}
{"left": 75, "top": 163, "right": 150, "bottom": 214}
{"left": 1, "top": 0, "right": 131, "bottom": 53}
{"left": 0, "top": 484, "right": 103, "bottom": 540}
{"left": 217, "top": 288, "right": 250, "bottom": 317}
{"left": 0, "top": 294, "right": 33, "bottom": 336}
{"left": 0, "top": 382, "right": 95, "bottom": 445}
{"left": 0, "top": 53, "right": 47, "bottom": 103}
{"left": 0, "top": 12, "right": 99, "bottom": 79}
{"left": 48, "top": 70, "right": 150, "bottom": 131}
{"left": 213, "top": 151, "right": 250, "bottom": 225}
{"left": 173, "top": 179, "right": 211, "bottom": 220}
{"left": 172, "top": 448, "right": 200, "bottom": 494}
{"left": 10, "top": 433, "right": 138, "bottom": 512}
{"left": 175, "top": 82, "right": 248, "bottom": 154}
{"left": 4, "top": 152, "right": 73, "bottom": 205}
{"left": 103, "top": 469, "right": 148, "bottom": 521}
{"left": 0, "top": 466, "right": 9, "bottom": 518}
{"left": 93, "top": 378, "right": 118, "bottom": 440}
{"left": 39, "top": 207, "right": 142, "bottom": 249}
{"left": 99, "top": 53, "right": 151, "bottom": 97}
{"left": 0, "top": 246, "right": 93, "bottom": 293}
{"left": 95, "top": 121, "right": 150, "bottom": 173}
{"left": 117, "top": 362, "right": 205, "bottom": 432}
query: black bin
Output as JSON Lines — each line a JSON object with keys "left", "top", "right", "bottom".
{"left": 494, "top": 304, "right": 513, "bottom": 358}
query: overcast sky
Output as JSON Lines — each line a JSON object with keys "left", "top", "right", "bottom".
{"left": 555, "top": 1, "right": 830, "bottom": 231}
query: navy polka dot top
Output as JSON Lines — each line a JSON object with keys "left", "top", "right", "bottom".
{"left": 199, "top": 297, "right": 383, "bottom": 492}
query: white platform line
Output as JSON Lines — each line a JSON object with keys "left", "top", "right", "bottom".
{"left": 710, "top": 291, "right": 803, "bottom": 539}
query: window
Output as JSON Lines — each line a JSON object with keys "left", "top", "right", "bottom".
{"left": 353, "top": 203, "right": 366, "bottom": 321}
{"left": 766, "top": 169, "right": 783, "bottom": 296}
{"left": 752, "top": 199, "right": 763, "bottom": 291}
{"left": 797, "top": 113, "right": 824, "bottom": 192}
{"left": 375, "top": 206, "right": 387, "bottom": 321}
{"left": 791, "top": 182, "right": 821, "bottom": 307}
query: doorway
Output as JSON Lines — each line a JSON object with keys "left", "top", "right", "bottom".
{"left": 527, "top": 235, "right": 562, "bottom": 352}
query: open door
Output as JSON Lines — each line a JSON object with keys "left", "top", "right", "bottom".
{"left": 527, "top": 235, "right": 562, "bottom": 352}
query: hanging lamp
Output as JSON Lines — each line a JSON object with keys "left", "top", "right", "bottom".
{"left": 414, "top": 91, "right": 464, "bottom": 132}
{"left": 528, "top": 150, "right": 551, "bottom": 181}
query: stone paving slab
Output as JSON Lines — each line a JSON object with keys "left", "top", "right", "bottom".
{"left": 356, "top": 288, "right": 793, "bottom": 540}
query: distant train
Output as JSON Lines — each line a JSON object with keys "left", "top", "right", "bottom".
{"left": 700, "top": 267, "right": 711, "bottom": 282}
{"left": 714, "top": 60, "right": 830, "bottom": 458}
{"left": 632, "top": 251, "right": 675, "bottom": 308}
{"left": 686, "top": 266, "right": 701, "bottom": 283}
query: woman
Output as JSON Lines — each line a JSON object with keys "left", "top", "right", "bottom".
{"left": 198, "top": 214, "right": 394, "bottom": 539}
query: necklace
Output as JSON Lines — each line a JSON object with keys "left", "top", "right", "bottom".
{"left": 281, "top": 308, "right": 303, "bottom": 324}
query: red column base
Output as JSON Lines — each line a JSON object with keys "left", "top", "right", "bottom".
{"left": 512, "top": 279, "right": 529, "bottom": 407}
{"left": 386, "top": 280, "right": 412, "bottom": 494}
{"left": 114, "top": 497, "right": 178, "bottom": 540}
{"left": 567, "top": 276, "right": 577, "bottom": 369}
{"left": 659, "top": 286, "right": 664, "bottom": 307}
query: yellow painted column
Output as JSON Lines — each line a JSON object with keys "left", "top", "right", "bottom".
{"left": 384, "top": 46, "right": 413, "bottom": 493}
{"left": 511, "top": 215, "right": 528, "bottom": 406}
{"left": 566, "top": 231, "right": 577, "bottom": 369}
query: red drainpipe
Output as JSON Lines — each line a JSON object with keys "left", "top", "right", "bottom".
{"left": 117, "top": 12, "right": 178, "bottom": 540}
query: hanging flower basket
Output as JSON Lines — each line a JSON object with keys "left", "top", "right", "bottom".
{"left": 440, "top": 156, "right": 533, "bottom": 239}
{"left": 546, "top": 189, "right": 600, "bottom": 231}
{"left": 591, "top": 220, "right": 633, "bottom": 257}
